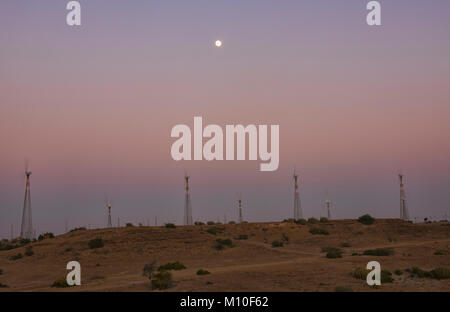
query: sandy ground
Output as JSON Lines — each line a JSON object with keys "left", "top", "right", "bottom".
{"left": 0, "top": 219, "right": 449, "bottom": 292}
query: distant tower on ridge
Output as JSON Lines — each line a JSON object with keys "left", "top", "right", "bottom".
{"left": 399, "top": 174, "right": 410, "bottom": 221}
{"left": 325, "top": 200, "right": 331, "bottom": 219}
{"left": 238, "top": 195, "right": 243, "bottom": 223}
{"left": 20, "top": 167, "right": 34, "bottom": 239}
{"left": 293, "top": 169, "right": 302, "bottom": 220}
{"left": 106, "top": 196, "right": 112, "bottom": 228}
{"left": 184, "top": 172, "right": 193, "bottom": 225}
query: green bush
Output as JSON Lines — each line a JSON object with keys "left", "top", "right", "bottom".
{"left": 25, "top": 246, "right": 34, "bottom": 257}
{"left": 429, "top": 267, "right": 450, "bottom": 280}
{"left": 215, "top": 238, "right": 233, "bottom": 250}
{"left": 206, "top": 226, "right": 223, "bottom": 235}
{"left": 38, "top": 232, "right": 55, "bottom": 241}
{"left": 411, "top": 266, "right": 430, "bottom": 278}
{"left": 335, "top": 286, "right": 353, "bottom": 292}
{"left": 207, "top": 221, "right": 215, "bottom": 225}
{"left": 358, "top": 214, "right": 375, "bottom": 225}
{"left": 281, "top": 233, "right": 289, "bottom": 242}
{"left": 126, "top": 223, "right": 134, "bottom": 227}
{"left": 0, "top": 269, "right": 3, "bottom": 275}
{"left": 320, "top": 217, "right": 328, "bottom": 223}
{"left": 434, "top": 250, "right": 449, "bottom": 255}
{"left": 307, "top": 218, "right": 319, "bottom": 224}
{"left": 363, "top": 248, "right": 394, "bottom": 256}
{"left": 353, "top": 267, "right": 370, "bottom": 280}
{"left": 394, "top": 269, "right": 403, "bottom": 275}
{"left": 236, "top": 234, "right": 248, "bottom": 240}
{"left": 381, "top": 270, "right": 393, "bottom": 283}
{"left": 295, "top": 219, "right": 307, "bottom": 225}
{"left": 88, "top": 238, "right": 104, "bottom": 249}
{"left": 323, "top": 247, "right": 343, "bottom": 259}
{"left": 272, "top": 240, "right": 284, "bottom": 248}
{"left": 197, "top": 269, "right": 210, "bottom": 275}
{"left": 9, "top": 253, "right": 23, "bottom": 261}
{"left": 194, "top": 221, "right": 205, "bottom": 226}
{"left": 341, "top": 242, "right": 351, "bottom": 247}
{"left": 282, "top": 218, "right": 295, "bottom": 223}
{"left": 165, "top": 223, "right": 176, "bottom": 229}
{"left": 51, "top": 276, "right": 70, "bottom": 288}
{"left": 158, "top": 261, "right": 186, "bottom": 271}
{"left": 151, "top": 270, "right": 173, "bottom": 290}
{"left": 69, "top": 227, "right": 86, "bottom": 232}
{"left": 309, "top": 227, "right": 329, "bottom": 235}
{"left": 0, "top": 283, "right": 9, "bottom": 288}
{"left": 228, "top": 221, "right": 236, "bottom": 224}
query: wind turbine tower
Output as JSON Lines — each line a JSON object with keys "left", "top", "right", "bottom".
{"left": 399, "top": 174, "right": 410, "bottom": 221}
{"left": 106, "top": 198, "right": 113, "bottom": 228}
{"left": 293, "top": 170, "right": 302, "bottom": 220}
{"left": 184, "top": 172, "right": 193, "bottom": 225}
{"left": 325, "top": 200, "right": 331, "bottom": 219}
{"left": 238, "top": 195, "right": 243, "bottom": 223}
{"left": 20, "top": 168, "right": 34, "bottom": 239}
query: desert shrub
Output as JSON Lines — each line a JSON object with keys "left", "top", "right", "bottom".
{"left": 282, "top": 218, "right": 295, "bottom": 223}
{"left": 38, "top": 232, "right": 55, "bottom": 241}
{"left": 215, "top": 238, "right": 233, "bottom": 250}
{"left": 207, "top": 221, "right": 215, "bottom": 225}
{"left": 65, "top": 247, "right": 73, "bottom": 252}
{"left": 165, "top": 223, "right": 176, "bottom": 229}
{"left": 341, "top": 242, "right": 351, "bottom": 247}
{"left": 295, "top": 219, "right": 307, "bottom": 225}
{"left": 394, "top": 269, "right": 403, "bottom": 276}
{"left": 363, "top": 248, "right": 394, "bottom": 256}
{"left": 197, "top": 269, "right": 210, "bottom": 275}
{"left": 151, "top": 270, "right": 173, "bottom": 290}
{"left": 88, "top": 238, "right": 104, "bottom": 249}
{"left": 352, "top": 253, "right": 359, "bottom": 256}
{"left": 335, "top": 286, "right": 353, "bottom": 292}
{"left": 142, "top": 261, "right": 157, "bottom": 280}
{"left": 353, "top": 267, "right": 370, "bottom": 279}
{"left": 51, "top": 276, "right": 70, "bottom": 288}
{"left": 0, "top": 283, "right": 9, "bottom": 288}
{"left": 307, "top": 218, "right": 319, "bottom": 224}
{"left": 194, "top": 221, "right": 205, "bottom": 226}
{"left": 281, "top": 233, "right": 289, "bottom": 242}
{"left": 309, "top": 227, "right": 329, "bottom": 235}
{"left": 206, "top": 226, "right": 223, "bottom": 235}
{"left": 358, "top": 214, "right": 375, "bottom": 225}
{"left": 228, "top": 221, "right": 236, "bottom": 224}
{"left": 0, "top": 269, "right": 3, "bottom": 275}
{"left": 262, "top": 228, "right": 268, "bottom": 232}
{"left": 320, "top": 217, "right": 328, "bottom": 223}
{"left": 272, "top": 240, "right": 284, "bottom": 248}
{"left": 323, "top": 247, "right": 343, "bottom": 258}
{"left": 411, "top": 266, "right": 430, "bottom": 278}
{"left": 236, "top": 234, "right": 248, "bottom": 240}
{"left": 158, "top": 261, "right": 186, "bottom": 271}
{"left": 9, "top": 253, "right": 23, "bottom": 261}
{"left": 25, "top": 246, "right": 34, "bottom": 257}
{"left": 69, "top": 227, "right": 86, "bottom": 232}
{"left": 429, "top": 267, "right": 450, "bottom": 280}
{"left": 434, "top": 250, "right": 449, "bottom": 255}
{"left": 126, "top": 223, "right": 134, "bottom": 227}
{"left": 381, "top": 270, "right": 393, "bottom": 283}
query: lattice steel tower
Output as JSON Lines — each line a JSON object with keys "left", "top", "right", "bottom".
{"left": 184, "top": 172, "right": 193, "bottom": 225}
{"left": 105, "top": 196, "right": 112, "bottom": 228}
{"left": 399, "top": 174, "right": 410, "bottom": 220}
{"left": 293, "top": 170, "right": 302, "bottom": 220}
{"left": 238, "top": 195, "right": 243, "bottom": 223}
{"left": 20, "top": 170, "right": 34, "bottom": 239}
{"left": 325, "top": 200, "right": 331, "bottom": 219}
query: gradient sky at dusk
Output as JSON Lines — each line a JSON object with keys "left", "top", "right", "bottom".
{"left": 1, "top": 1, "right": 450, "bottom": 238}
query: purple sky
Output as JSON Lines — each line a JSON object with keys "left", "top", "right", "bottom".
{"left": 1, "top": 1, "right": 450, "bottom": 238}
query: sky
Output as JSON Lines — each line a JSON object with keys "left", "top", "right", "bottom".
{"left": 1, "top": 0, "right": 450, "bottom": 238}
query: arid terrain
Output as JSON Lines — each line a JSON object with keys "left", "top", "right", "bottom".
{"left": 0, "top": 219, "right": 449, "bottom": 292}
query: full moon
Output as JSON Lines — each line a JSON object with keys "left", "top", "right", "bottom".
{"left": 215, "top": 40, "right": 223, "bottom": 47}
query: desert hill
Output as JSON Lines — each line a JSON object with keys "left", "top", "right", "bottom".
{"left": 0, "top": 218, "right": 449, "bottom": 292}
